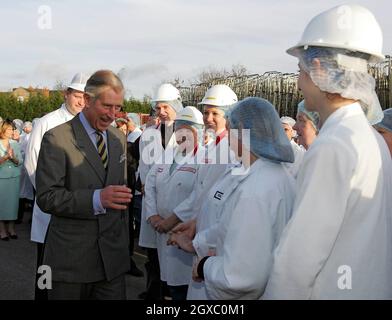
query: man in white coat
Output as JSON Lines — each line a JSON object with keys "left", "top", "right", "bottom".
{"left": 24, "top": 72, "right": 87, "bottom": 300}
{"left": 138, "top": 83, "right": 182, "bottom": 300}
{"left": 263, "top": 5, "right": 392, "bottom": 299}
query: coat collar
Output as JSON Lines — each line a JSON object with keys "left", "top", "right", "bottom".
{"left": 319, "top": 102, "right": 363, "bottom": 136}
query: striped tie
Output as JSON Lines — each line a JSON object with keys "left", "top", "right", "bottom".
{"left": 96, "top": 131, "right": 108, "bottom": 169}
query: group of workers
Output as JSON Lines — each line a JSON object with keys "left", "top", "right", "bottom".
{"left": 1, "top": 3, "right": 392, "bottom": 300}
{"left": 137, "top": 4, "right": 392, "bottom": 300}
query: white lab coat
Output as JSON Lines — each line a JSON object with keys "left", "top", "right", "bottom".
{"left": 283, "top": 140, "right": 305, "bottom": 178}
{"left": 19, "top": 132, "right": 34, "bottom": 200}
{"left": 138, "top": 124, "right": 177, "bottom": 248}
{"left": 173, "top": 135, "right": 237, "bottom": 222}
{"left": 263, "top": 103, "right": 392, "bottom": 299}
{"left": 144, "top": 146, "right": 205, "bottom": 286}
{"left": 189, "top": 158, "right": 295, "bottom": 300}
{"left": 24, "top": 104, "right": 75, "bottom": 243}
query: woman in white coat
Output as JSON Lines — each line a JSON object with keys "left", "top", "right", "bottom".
{"left": 263, "top": 4, "right": 392, "bottom": 299}
{"left": 144, "top": 106, "right": 205, "bottom": 300}
{"left": 189, "top": 97, "right": 296, "bottom": 299}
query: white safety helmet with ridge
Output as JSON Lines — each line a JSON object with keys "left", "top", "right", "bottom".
{"left": 175, "top": 106, "right": 204, "bottom": 126}
{"left": 152, "top": 83, "right": 182, "bottom": 102}
{"left": 198, "top": 84, "right": 238, "bottom": 108}
{"left": 68, "top": 72, "right": 88, "bottom": 92}
{"left": 287, "top": 4, "right": 384, "bottom": 63}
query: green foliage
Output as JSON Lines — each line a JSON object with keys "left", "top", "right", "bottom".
{"left": 123, "top": 97, "right": 150, "bottom": 114}
{"left": 0, "top": 92, "right": 150, "bottom": 120}
{"left": 0, "top": 92, "right": 65, "bottom": 120}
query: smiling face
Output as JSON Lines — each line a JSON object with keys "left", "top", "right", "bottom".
{"left": 0, "top": 123, "right": 14, "bottom": 139}
{"left": 65, "top": 89, "right": 86, "bottom": 115}
{"left": 83, "top": 88, "right": 124, "bottom": 132}
{"left": 293, "top": 112, "right": 317, "bottom": 149}
{"left": 203, "top": 106, "right": 226, "bottom": 133}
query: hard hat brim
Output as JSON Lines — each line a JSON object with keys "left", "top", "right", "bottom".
{"left": 67, "top": 84, "right": 86, "bottom": 92}
{"left": 286, "top": 43, "right": 385, "bottom": 63}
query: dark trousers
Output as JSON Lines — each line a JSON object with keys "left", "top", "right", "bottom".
{"left": 48, "top": 275, "right": 126, "bottom": 300}
{"left": 168, "top": 285, "right": 188, "bottom": 301}
{"left": 144, "top": 248, "right": 165, "bottom": 300}
{"left": 34, "top": 242, "right": 48, "bottom": 300}
{"left": 128, "top": 194, "right": 142, "bottom": 256}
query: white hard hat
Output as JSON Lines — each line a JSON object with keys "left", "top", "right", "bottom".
{"left": 175, "top": 106, "right": 204, "bottom": 126}
{"left": 68, "top": 72, "right": 88, "bottom": 92}
{"left": 152, "top": 83, "right": 182, "bottom": 102}
{"left": 198, "top": 84, "right": 238, "bottom": 107}
{"left": 287, "top": 4, "right": 384, "bottom": 63}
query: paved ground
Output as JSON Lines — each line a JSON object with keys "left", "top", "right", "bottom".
{"left": 0, "top": 211, "right": 148, "bottom": 300}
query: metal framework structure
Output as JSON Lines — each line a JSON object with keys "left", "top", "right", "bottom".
{"left": 179, "top": 56, "right": 392, "bottom": 118}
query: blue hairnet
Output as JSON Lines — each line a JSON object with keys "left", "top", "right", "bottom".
{"left": 375, "top": 108, "right": 392, "bottom": 133}
{"left": 228, "top": 97, "right": 294, "bottom": 163}
{"left": 297, "top": 100, "right": 320, "bottom": 131}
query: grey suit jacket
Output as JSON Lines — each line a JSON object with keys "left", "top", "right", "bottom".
{"left": 36, "top": 114, "right": 130, "bottom": 283}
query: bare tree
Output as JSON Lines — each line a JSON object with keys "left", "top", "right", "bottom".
{"left": 53, "top": 80, "right": 67, "bottom": 91}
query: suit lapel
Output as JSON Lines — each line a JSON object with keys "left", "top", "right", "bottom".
{"left": 71, "top": 115, "right": 106, "bottom": 183}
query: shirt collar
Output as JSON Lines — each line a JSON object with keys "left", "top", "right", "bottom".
{"left": 79, "top": 111, "right": 106, "bottom": 137}
{"left": 215, "top": 129, "right": 227, "bottom": 145}
{"left": 60, "top": 103, "right": 75, "bottom": 120}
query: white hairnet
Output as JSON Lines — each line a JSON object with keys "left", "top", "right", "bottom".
{"left": 280, "top": 116, "right": 296, "bottom": 128}
{"left": 228, "top": 97, "right": 294, "bottom": 163}
{"left": 23, "top": 121, "right": 32, "bottom": 129}
{"left": 296, "top": 46, "right": 383, "bottom": 125}
{"left": 375, "top": 108, "right": 392, "bottom": 133}
{"left": 13, "top": 119, "right": 23, "bottom": 134}
{"left": 127, "top": 113, "right": 141, "bottom": 127}
{"left": 297, "top": 100, "right": 320, "bottom": 131}
{"left": 281, "top": 116, "right": 297, "bottom": 138}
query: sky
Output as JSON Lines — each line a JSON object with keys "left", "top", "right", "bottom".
{"left": 0, "top": 0, "right": 391, "bottom": 99}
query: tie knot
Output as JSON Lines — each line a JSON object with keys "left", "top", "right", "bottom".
{"left": 95, "top": 130, "right": 103, "bottom": 136}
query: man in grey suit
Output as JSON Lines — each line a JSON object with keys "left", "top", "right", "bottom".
{"left": 36, "top": 70, "right": 132, "bottom": 300}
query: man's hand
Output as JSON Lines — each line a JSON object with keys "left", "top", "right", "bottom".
{"left": 171, "top": 219, "right": 197, "bottom": 240}
{"left": 100, "top": 185, "right": 132, "bottom": 210}
{"left": 167, "top": 232, "right": 195, "bottom": 253}
{"left": 156, "top": 214, "right": 181, "bottom": 233}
